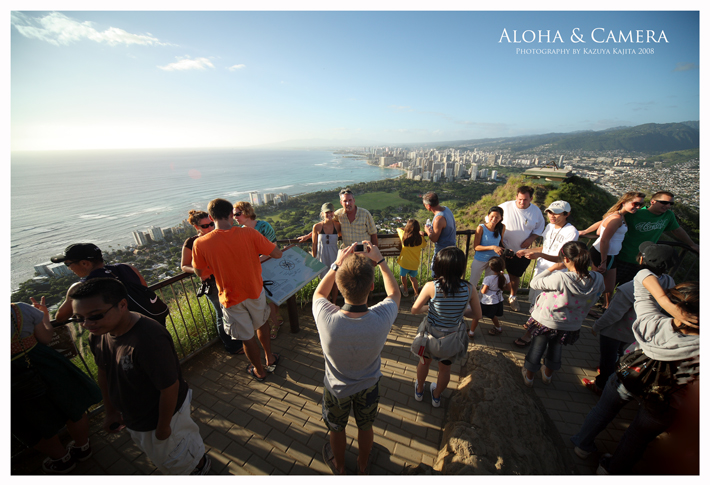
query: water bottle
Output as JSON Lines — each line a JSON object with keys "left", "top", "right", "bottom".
{"left": 425, "top": 218, "right": 432, "bottom": 230}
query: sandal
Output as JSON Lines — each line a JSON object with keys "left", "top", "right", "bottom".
{"left": 488, "top": 327, "right": 503, "bottom": 335}
{"left": 514, "top": 337, "right": 531, "bottom": 348}
{"left": 246, "top": 364, "right": 266, "bottom": 382}
{"left": 322, "top": 442, "right": 344, "bottom": 475}
{"left": 265, "top": 353, "right": 280, "bottom": 373}
{"left": 269, "top": 322, "right": 279, "bottom": 340}
{"left": 277, "top": 315, "right": 284, "bottom": 327}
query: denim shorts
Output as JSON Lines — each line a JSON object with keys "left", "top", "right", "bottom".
{"left": 322, "top": 379, "right": 380, "bottom": 432}
{"left": 399, "top": 267, "right": 419, "bottom": 278}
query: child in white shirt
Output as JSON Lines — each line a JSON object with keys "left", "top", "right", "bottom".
{"left": 468, "top": 257, "right": 510, "bottom": 338}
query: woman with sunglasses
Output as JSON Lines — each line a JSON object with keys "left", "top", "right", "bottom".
{"left": 311, "top": 203, "right": 342, "bottom": 304}
{"left": 233, "top": 201, "right": 283, "bottom": 339}
{"left": 580, "top": 192, "right": 645, "bottom": 312}
{"left": 181, "top": 210, "right": 243, "bottom": 354}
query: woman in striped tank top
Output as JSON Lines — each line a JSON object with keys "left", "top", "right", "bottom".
{"left": 411, "top": 247, "right": 481, "bottom": 407}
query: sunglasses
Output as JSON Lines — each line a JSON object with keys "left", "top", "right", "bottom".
{"left": 74, "top": 303, "right": 118, "bottom": 323}
{"left": 339, "top": 189, "right": 352, "bottom": 195}
{"left": 199, "top": 221, "right": 215, "bottom": 229}
{"left": 631, "top": 202, "right": 644, "bottom": 208}
{"left": 654, "top": 200, "right": 674, "bottom": 206}
{"left": 233, "top": 211, "right": 243, "bottom": 217}
{"left": 64, "top": 260, "right": 76, "bottom": 267}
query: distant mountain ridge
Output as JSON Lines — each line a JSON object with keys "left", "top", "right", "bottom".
{"left": 434, "top": 122, "right": 699, "bottom": 154}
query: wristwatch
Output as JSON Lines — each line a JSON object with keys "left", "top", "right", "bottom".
{"left": 330, "top": 263, "right": 339, "bottom": 272}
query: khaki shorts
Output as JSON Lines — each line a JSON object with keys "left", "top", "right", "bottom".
{"left": 322, "top": 379, "right": 380, "bottom": 432}
{"left": 222, "top": 290, "right": 271, "bottom": 341}
{"left": 127, "top": 389, "right": 204, "bottom": 475}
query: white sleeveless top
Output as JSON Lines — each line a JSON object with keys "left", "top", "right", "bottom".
{"left": 592, "top": 212, "right": 628, "bottom": 256}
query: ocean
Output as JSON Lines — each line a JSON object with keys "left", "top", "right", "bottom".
{"left": 10, "top": 148, "right": 403, "bottom": 290}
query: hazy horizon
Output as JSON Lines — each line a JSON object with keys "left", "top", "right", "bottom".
{"left": 11, "top": 10, "right": 700, "bottom": 151}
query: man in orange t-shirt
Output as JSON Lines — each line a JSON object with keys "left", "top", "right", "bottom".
{"left": 192, "top": 198, "right": 283, "bottom": 381}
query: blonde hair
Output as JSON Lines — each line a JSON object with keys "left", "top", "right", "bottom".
{"left": 604, "top": 191, "right": 645, "bottom": 218}
{"left": 234, "top": 201, "right": 256, "bottom": 220}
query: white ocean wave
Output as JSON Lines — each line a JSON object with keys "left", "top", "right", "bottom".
{"left": 79, "top": 214, "right": 109, "bottom": 220}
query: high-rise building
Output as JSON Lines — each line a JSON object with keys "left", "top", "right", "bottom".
{"left": 149, "top": 226, "right": 164, "bottom": 242}
{"left": 132, "top": 230, "right": 147, "bottom": 246}
{"left": 470, "top": 163, "right": 478, "bottom": 180}
{"left": 491, "top": 170, "right": 498, "bottom": 180}
{"left": 249, "top": 191, "right": 262, "bottom": 206}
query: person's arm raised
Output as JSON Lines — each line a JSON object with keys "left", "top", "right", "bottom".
{"left": 361, "top": 241, "right": 399, "bottom": 307}
{"left": 314, "top": 243, "right": 356, "bottom": 301}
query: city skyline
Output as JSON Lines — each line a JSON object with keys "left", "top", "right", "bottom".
{"left": 10, "top": 7, "right": 701, "bottom": 151}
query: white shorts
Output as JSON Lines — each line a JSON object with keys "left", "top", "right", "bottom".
{"left": 222, "top": 289, "right": 271, "bottom": 340}
{"left": 127, "top": 389, "right": 204, "bottom": 475}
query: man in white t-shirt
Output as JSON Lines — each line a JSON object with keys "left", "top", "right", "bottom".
{"left": 499, "top": 185, "right": 546, "bottom": 312}
{"left": 514, "top": 200, "right": 579, "bottom": 346}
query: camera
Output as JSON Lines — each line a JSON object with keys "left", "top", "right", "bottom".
{"left": 354, "top": 244, "right": 365, "bottom": 252}
{"left": 503, "top": 248, "right": 515, "bottom": 258}
{"left": 197, "top": 275, "right": 215, "bottom": 297}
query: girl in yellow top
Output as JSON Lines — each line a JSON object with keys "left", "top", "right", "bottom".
{"left": 397, "top": 219, "right": 428, "bottom": 297}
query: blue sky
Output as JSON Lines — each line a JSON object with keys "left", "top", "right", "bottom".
{"left": 10, "top": 8, "right": 701, "bottom": 150}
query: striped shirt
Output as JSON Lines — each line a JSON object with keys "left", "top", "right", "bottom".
{"left": 428, "top": 281, "right": 471, "bottom": 329}
{"left": 334, "top": 207, "right": 377, "bottom": 247}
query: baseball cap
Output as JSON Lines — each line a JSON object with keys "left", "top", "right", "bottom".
{"left": 321, "top": 202, "right": 335, "bottom": 212}
{"left": 639, "top": 241, "right": 676, "bottom": 272}
{"left": 546, "top": 201, "right": 571, "bottom": 214}
{"left": 51, "top": 243, "right": 103, "bottom": 263}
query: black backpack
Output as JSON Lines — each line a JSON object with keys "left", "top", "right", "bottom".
{"left": 88, "top": 265, "right": 169, "bottom": 326}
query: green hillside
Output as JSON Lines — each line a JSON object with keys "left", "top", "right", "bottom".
{"left": 644, "top": 148, "right": 699, "bottom": 166}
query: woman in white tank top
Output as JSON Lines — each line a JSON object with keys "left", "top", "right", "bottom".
{"left": 581, "top": 192, "right": 646, "bottom": 309}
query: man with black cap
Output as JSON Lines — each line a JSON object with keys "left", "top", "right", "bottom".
{"left": 52, "top": 243, "right": 164, "bottom": 325}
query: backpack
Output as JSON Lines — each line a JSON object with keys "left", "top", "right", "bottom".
{"left": 87, "top": 265, "right": 169, "bottom": 326}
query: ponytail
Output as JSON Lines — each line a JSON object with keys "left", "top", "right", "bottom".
{"left": 559, "top": 241, "right": 591, "bottom": 279}
{"left": 488, "top": 257, "right": 507, "bottom": 289}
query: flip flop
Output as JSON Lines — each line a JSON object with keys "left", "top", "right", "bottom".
{"left": 270, "top": 322, "right": 279, "bottom": 340}
{"left": 582, "top": 378, "right": 602, "bottom": 396}
{"left": 322, "top": 442, "right": 344, "bottom": 475}
{"left": 265, "top": 353, "right": 280, "bottom": 373}
{"left": 246, "top": 364, "right": 266, "bottom": 382}
{"left": 514, "top": 337, "right": 531, "bottom": 348}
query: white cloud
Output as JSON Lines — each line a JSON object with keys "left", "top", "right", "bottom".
{"left": 228, "top": 64, "right": 246, "bottom": 71}
{"left": 11, "top": 12, "right": 170, "bottom": 47}
{"left": 158, "top": 56, "right": 215, "bottom": 71}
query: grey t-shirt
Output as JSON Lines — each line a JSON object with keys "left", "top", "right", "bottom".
{"left": 313, "top": 297, "right": 398, "bottom": 398}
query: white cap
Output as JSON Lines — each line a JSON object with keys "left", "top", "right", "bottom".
{"left": 546, "top": 200, "right": 571, "bottom": 214}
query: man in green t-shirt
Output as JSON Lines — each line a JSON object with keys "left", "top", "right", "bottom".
{"left": 614, "top": 191, "right": 698, "bottom": 285}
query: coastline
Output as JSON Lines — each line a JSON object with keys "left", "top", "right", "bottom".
{"left": 11, "top": 150, "right": 406, "bottom": 290}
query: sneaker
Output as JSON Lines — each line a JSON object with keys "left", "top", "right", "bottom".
{"left": 596, "top": 453, "right": 612, "bottom": 475}
{"left": 509, "top": 295, "right": 520, "bottom": 312}
{"left": 541, "top": 365, "right": 552, "bottom": 384}
{"left": 191, "top": 453, "right": 211, "bottom": 475}
{"left": 400, "top": 285, "right": 409, "bottom": 297}
{"left": 414, "top": 380, "right": 424, "bottom": 401}
{"left": 521, "top": 367, "right": 534, "bottom": 387}
{"left": 430, "top": 382, "right": 441, "bottom": 407}
{"left": 574, "top": 446, "right": 592, "bottom": 459}
{"left": 66, "top": 439, "right": 92, "bottom": 462}
{"left": 42, "top": 452, "right": 76, "bottom": 474}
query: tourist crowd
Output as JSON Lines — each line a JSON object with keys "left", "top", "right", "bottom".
{"left": 11, "top": 186, "right": 699, "bottom": 475}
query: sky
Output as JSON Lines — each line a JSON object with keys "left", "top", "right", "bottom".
{"left": 9, "top": 5, "right": 702, "bottom": 151}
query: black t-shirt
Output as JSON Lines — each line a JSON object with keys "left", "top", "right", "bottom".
{"left": 85, "top": 264, "right": 142, "bottom": 286}
{"left": 90, "top": 316, "right": 188, "bottom": 431}
{"left": 183, "top": 235, "right": 199, "bottom": 251}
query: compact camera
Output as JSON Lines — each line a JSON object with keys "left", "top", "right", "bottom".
{"left": 502, "top": 248, "right": 515, "bottom": 258}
